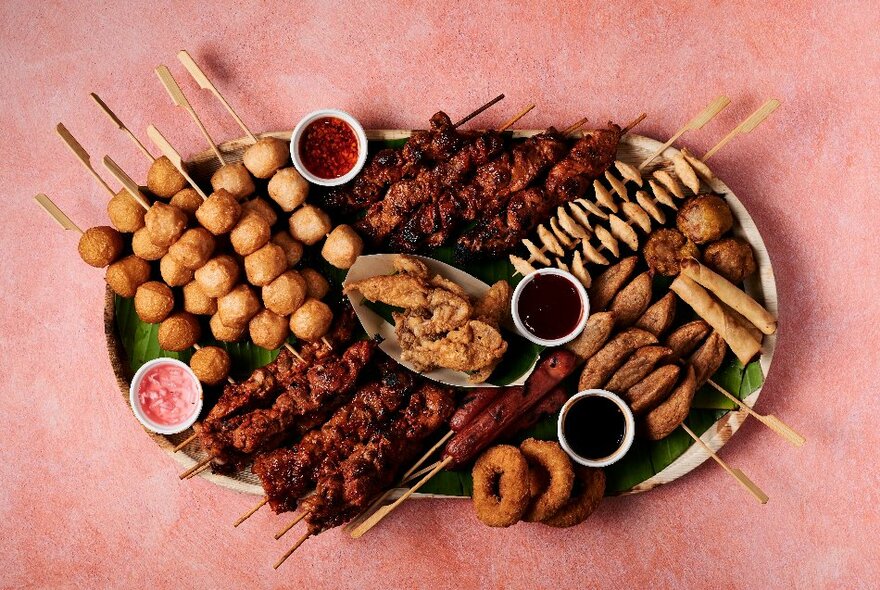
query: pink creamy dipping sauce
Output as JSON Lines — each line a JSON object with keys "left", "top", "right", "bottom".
{"left": 129, "top": 358, "right": 202, "bottom": 434}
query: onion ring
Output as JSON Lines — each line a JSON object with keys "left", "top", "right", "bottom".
{"left": 471, "top": 445, "right": 530, "bottom": 527}
{"left": 520, "top": 438, "right": 574, "bottom": 522}
{"left": 542, "top": 466, "right": 606, "bottom": 528}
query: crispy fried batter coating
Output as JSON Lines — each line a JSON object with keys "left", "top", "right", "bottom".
{"left": 542, "top": 466, "right": 605, "bottom": 528}
{"left": 471, "top": 445, "right": 531, "bottom": 527}
{"left": 520, "top": 439, "right": 574, "bottom": 523}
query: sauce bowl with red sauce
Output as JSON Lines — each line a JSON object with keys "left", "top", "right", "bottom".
{"left": 511, "top": 268, "right": 590, "bottom": 347}
{"left": 129, "top": 358, "right": 203, "bottom": 435}
{"left": 291, "top": 109, "right": 368, "bottom": 187}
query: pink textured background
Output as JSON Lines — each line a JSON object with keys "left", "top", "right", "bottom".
{"left": 1, "top": 1, "right": 878, "bottom": 588}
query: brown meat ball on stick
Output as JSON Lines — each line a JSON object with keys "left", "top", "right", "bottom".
{"left": 271, "top": 231, "right": 304, "bottom": 268}
{"left": 160, "top": 253, "right": 194, "bottom": 287}
{"left": 105, "top": 255, "right": 151, "bottom": 298}
{"left": 241, "top": 198, "right": 278, "bottom": 227}
{"left": 243, "top": 137, "right": 290, "bottom": 179}
{"left": 262, "top": 270, "right": 307, "bottom": 316}
{"left": 217, "top": 284, "right": 262, "bottom": 328}
{"left": 168, "top": 228, "right": 216, "bottom": 270}
{"left": 183, "top": 281, "right": 217, "bottom": 315}
{"left": 244, "top": 243, "right": 288, "bottom": 286}
{"left": 158, "top": 311, "right": 201, "bottom": 352}
{"left": 230, "top": 212, "right": 271, "bottom": 256}
{"left": 268, "top": 167, "right": 309, "bottom": 212}
{"left": 34, "top": 194, "right": 123, "bottom": 268}
{"left": 249, "top": 308, "right": 291, "bottom": 350}
{"left": 189, "top": 343, "right": 232, "bottom": 386}
{"left": 195, "top": 255, "right": 240, "bottom": 298}
{"left": 134, "top": 281, "right": 175, "bottom": 323}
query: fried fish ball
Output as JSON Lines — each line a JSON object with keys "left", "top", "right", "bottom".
{"left": 321, "top": 224, "right": 363, "bottom": 270}
{"left": 144, "top": 202, "right": 187, "bottom": 248}
{"left": 230, "top": 213, "right": 271, "bottom": 256}
{"left": 244, "top": 243, "right": 287, "bottom": 287}
{"left": 703, "top": 237, "right": 757, "bottom": 284}
{"left": 211, "top": 162, "right": 255, "bottom": 201}
{"left": 160, "top": 253, "right": 194, "bottom": 287}
{"left": 217, "top": 284, "right": 261, "bottom": 328}
{"left": 209, "top": 312, "right": 246, "bottom": 342}
{"left": 262, "top": 270, "right": 307, "bottom": 315}
{"left": 300, "top": 267, "right": 330, "bottom": 299}
{"left": 196, "top": 189, "right": 241, "bottom": 235}
{"left": 147, "top": 156, "right": 187, "bottom": 198}
{"left": 157, "top": 311, "right": 201, "bottom": 352}
{"left": 271, "top": 231, "right": 304, "bottom": 267}
{"left": 78, "top": 226, "right": 123, "bottom": 267}
{"left": 643, "top": 229, "right": 700, "bottom": 277}
{"left": 183, "top": 280, "right": 217, "bottom": 315}
{"left": 194, "top": 255, "right": 240, "bottom": 298}
{"left": 243, "top": 137, "right": 289, "bottom": 178}
{"left": 168, "top": 227, "right": 216, "bottom": 271}
{"left": 288, "top": 205, "right": 331, "bottom": 246}
{"left": 189, "top": 345, "right": 230, "bottom": 386}
{"left": 105, "top": 255, "right": 151, "bottom": 297}
{"left": 249, "top": 309, "right": 291, "bottom": 350}
{"left": 289, "top": 298, "right": 333, "bottom": 341}
{"left": 131, "top": 227, "right": 168, "bottom": 261}
{"left": 134, "top": 281, "right": 174, "bottom": 323}
{"left": 107, "top": 189, "right": 146, "bottom": 233}
{"left": 268, "top": 167, "right": 309, "bottom": 212}
{"left": 169, "top": 188, "right": 203, "bottom": 223}
{"left": 241, "top": 197, "right": 278, "bottom": 227}
{"left": 676, "top": 194, "right": 733, "bottom": 245}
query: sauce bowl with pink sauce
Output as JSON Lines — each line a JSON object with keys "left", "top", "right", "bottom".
{"left": 129, "top": 358, "right": 203, "bottom": 435}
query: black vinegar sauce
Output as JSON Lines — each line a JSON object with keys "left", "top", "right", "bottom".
{"left": 518, "top": 273, "right": 583, "bottom": 340}
{"left": 563, "top": 396, "right": 626, "bottom": 460}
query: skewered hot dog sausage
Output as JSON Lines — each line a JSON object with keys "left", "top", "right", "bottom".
{"left": 450, "top": 387, "right": 501, "bottom": 432}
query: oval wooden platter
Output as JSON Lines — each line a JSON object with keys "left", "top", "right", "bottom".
{"left": 105, "top": 129, "right": 778, "bottom": 497}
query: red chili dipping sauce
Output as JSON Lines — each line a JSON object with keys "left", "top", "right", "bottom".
{"left": 517, "top": 273, "right": 584, "bottom": 341}
{"left": 137, "top": 362, "right": 201, "bottom": 427}
{"left": 298, "top": 117, "right": 359, "bottom": 179}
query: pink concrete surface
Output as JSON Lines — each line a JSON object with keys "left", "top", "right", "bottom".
{"left": 1, "top": 1, "right": 878, "bottom": 587}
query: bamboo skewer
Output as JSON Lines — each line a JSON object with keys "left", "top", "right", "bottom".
{"left": 622, "top": 112, "right": 647, "bottom": 134}
{"left": 233, "top": 497, "right": 268, "bottom": 527}
{"left": 274, "top": 531, "right": 311, "bottom": 570}
{"left": 400, "top": 430, "right": 453, "bottom": 482}
{"left": 179, "top": 456, "right": 212, "bottom": 480}
{"left": 562, "top": 116, "right": 588, "bottom": 136}
{"left": 56, "top": 123, "right": 115, "bottom": 196}
{"left": 639, "top": 96, "right": 730, "bottom": 169}
{"left": 703, "top": 99, "right": 780, "bottom": 161}
{"left": 453, "top": 94, "right": 505, "bottom": 128}
{"left": 172, "top": 433, "right": 198, "bottom": 452}
{"left": 498, "top": 104, "right": 535, "bottom": 131}
{"left": 90, "top": 93, "right": 155, "bottom": 162}
{"left": 102, "top": 156, "right": 151, "bottom": 210}
{"left": 680, "top": 423, "right": 768, "bottom": 504}
{"left": 146, "top": 125, "right": 209, "bottom": 200}
{"left": 33, "top": 194, "right": 83, "bottom": 234}
{"left": 706, "top": 381, "right": 805, "bottom": 447}
{"left": 274, "top": 510, "right": 308, "bottom": 539}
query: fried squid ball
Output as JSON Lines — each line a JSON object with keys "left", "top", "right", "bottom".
{"left": 131, "top": 227, "right": 168, "bottom": 261}
{"left": 262, "top": 270, "right": 307, "bottom": 316}
{"left": 134, "top": 281, "right": 174, "bottom": 323}
{"left": 107, "top": 189, "right": 146, "bottom": 233}
{"left": 157, "top": 311, "right": 201, "bottom": 352}
{"left": 230, "top": 213, "right": 271, "bottom": 256}
{"left": 196, "top": 189, "right": 241, "bottom": 235}
{"left": 321, "top": 224, "right": 363, "bottom": 270}
{"left": 210, "top": 162, "right": 255, "bottom": 201}
{"left": 147, "top": 155, "right": 187, "bottom": 198}
{"left": 78, "top": 226, "right": 123, "bottom": 267}
{"left": 703, "top": 237, "right": 757, "bottom": 284}
{"left": 300, "top": 268, "right": 330, "bottom": 300}
{"left": 160, "top": 253, "right": 194, "bottom": 287}
{"left": 169, "top": 188, "right": 202, "bottom": 223}
{"left": 267, "top": 167, "right": 308, "bottom": 212}
{"left": 144, "top": 202, "right": 187, "bottom": 248}
{"left": 271, "top": 231, "right": 304, "bottom": 267}
{"left": 209, "top": 312, "right": 246, "bottom": 342}
{"left": 288, "top": 205, "right": 331, "bottom": 246}
{"left": 519, "top": 439, "right": 574, "bottom": 523}
{"left": 183, "top": 280, "right": 217, "bottom": 315}
{"left": 168, "top": 227, "right": 216, "bottom": 271}
{"left": 643, "top": 228, "right": 700, "bottom": 276}
{"left": 241, "top": 197, "right": 278, "bottom": 227}
{"left": 189, "top": 345, "right": 230, "bottom": 386}
{"left": 249, "top": 309, "right": 291, "bottom": 350}
{"left": 244, "top": 243, "right": 287, "bottom": 286}
{"left": 289, "top": 298, "right": 333, "bottom": 341}
{"left": 242, "top": 137, "right": 289, "bottom": 178}
{"left": 105, "top": 255, "right": 151, "bottom": 297}
{"left": 471, "top": 445, "right": 531, "bottom": 527}
{"left": 194, "top": 255, "right": 240, "bottom": 298}
{"left": 676, "top": 194, "right": 733, "bottom": 245}
{"left": 217, "top": 284, "right": 261, "bottom": 328}
{"left": 542, "top": 467, "right": 606, "bottom": 528}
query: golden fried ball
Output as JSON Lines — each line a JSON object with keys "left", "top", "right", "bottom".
{"left": 134, "top": 281, "right": 174, "bottom": 323}
{"left": 78, "top": 226, "right": 123, "bottom": 267}
{"left": 241, "top": 197, "right": 278, "bottom": 227}
{"left": 170, "top": 188, "right": 203, "bottom": 223}
{"left": 183, "top": 280, "right": 218, "bottom": 315}
{"left": 194, "top": 255, "right": 240, "bottom": 298}
{"left": 300, "top": 267, "right": 330, "bottom": 300}
{"left": 105, "top": 255, "right": 151, "bottom": 297}
{"left": 249, "top": 309, "right": 291, "bottom": 350}
{"left": 230, "top": 213, "right": 271, "bottom": 256}
{"left": 211, "top": 162, "right": 255, "bottom": 201}
{"left": 262, "top": 270, "right": 307, "bottom": 316}
{"left": 243, "top": 137, "right": 289, "bottom": 179}
{"left": 147, "top": 156, "right": 188, "bottom": 198}
{"left": 107, "top": 189, "right": 146, "bottom": 233}
{"left": 271, "top": 231, "right": 304, "bottom": 267}
{"left": 217, "top": 284, "right": 261, "bottom": 328}
{"left": 676, "top": 194, "right": 734, "bottom": 245}
{"left": 131, "top": 227, "right": 168, "bottom": 261}
{"left": 703, "top": 237, "right": 757, "bottom": 284}
{"left": 288, "top": 205, "right": 331, "bottom": 246}
{"left": 268, "top": 167, "right": 309, "bottom": 212}
{"left": 643, "top": 228, "right": 701, "bottom": 277}
{"left": 196, "top": 189, "right": 241, "bottom": 235}
{"left": 160, "top": 253, "right": 194, "bottom": 287}
{"left": 289, "top": 298, "right": 333, "bottom": 341}
{"left": 144, "top": 202, "right": 187, "bottom": 248}
{"left": 244, "top": 243, "right": 287, "bottom": 287}
{"left": 321, "top": 224, "right": 363, "bottom": 270}
{"left": 209, "top": 312, "right": 246, "bottom": 342}
{"left": 190, "top": 345, "right": 231, "bottom": 386}
{"left": 157, "top": 311, "right": 201, "bottom": 352}
{"left": 168, "top": 228, "right": 216, "bottom": 271}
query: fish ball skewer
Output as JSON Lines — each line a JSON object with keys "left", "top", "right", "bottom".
{"left": 170, "top": 188, "right": 204, "bottom": 223}
{"left": 244, "top": 243, "right": 287, "bottom": 286}
{"left": 271, "top": 231, "right": 304, "bottom": 268}
{"left": 217, "top": 284, "right": 261, "bottom": 328}
{"left": 196, "top": 189, "right": 241, "bottom": 235}
{"left": 189, "top": 346, "right": 231, "bottom": 386}
{"left": 158, "top": 311, "right": 201, "bottom": 351}
{"left": 78, "top": 226, "right": 123, "bottom": 267}
{"left": 168, "top": 228, "right": 216, "bottom": 271}
{"left": 134, "top": 281, "right": 175, "bottom": 323}
{"left": 107, "top": 189, "right": 146, "bottom": 233}
{"left": 300, "top": 268, "right": 330, "bottom": 300}
{"left": 183, "top": 280, "right": 218, "bottom": 315}
{"left": 210, "top": 312, "right": 246, "bottom": 342}
{"left": 243, "top": 137, "right": 289, "bottom": 178}
{"left": 262, "top": 271, "right": 307, "bottom": 316}
{"left": 105, "top": 255, "right": 150, "bottom": 297}
{"left": 144, "top": 201, "right": 187, "bottom": 248}
{"left": 230, "top": 213, "right": 271, "bottom": 256}
{"left": 289, "top": 298, "right": 333, "bottom": 341}
{"left": 268, "top": 167, "right": 309, "bottom": 212}
{"left": 195, "top": 255, "right": 240, "bottom": 298}
{"left": 288, "top": 205, "right": 331, "bottom": 246}
{"left": 211, "top": 162, "right": 255, "bottom": 201}
{"left": 249, "top": 309, "right": 291, "bottom": 350}
{"left": 147, "top": 156, "right": 188, "bottom": 198}
{"left": 241, "top": 198, "right": 278, "bottom": 227}
{"left": 321, "top": 224, "right": 363, "bottom": 270}
{"left": 131, "top": 227, "right": 168, "bottom": 261}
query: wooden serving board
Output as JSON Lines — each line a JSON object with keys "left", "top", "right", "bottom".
{"left": 105, "top": 129, "right": 778, "bottom": 497}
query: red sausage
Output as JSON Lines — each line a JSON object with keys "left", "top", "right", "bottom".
{"left": 449, "top": 387, "right": 501, "bottom": 432}
{"left": 500, "top": 385, "right": 569, "bottom": 439}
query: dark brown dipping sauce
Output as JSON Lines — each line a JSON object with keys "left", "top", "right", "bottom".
{"left": 299, "top": 117, "right": 359, "bottom": 179}
{"left": 518, "top": 273, "right": 583, "bottom": 340}
{"left": 563, "top": 396, "right": 626, "bottom": 460}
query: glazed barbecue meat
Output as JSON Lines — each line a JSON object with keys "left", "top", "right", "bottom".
{"left": 455, "top": 186, "right": 550, "bottom": 260}
{"left": 545, "top": 124, "right": 622, "bottom": 204}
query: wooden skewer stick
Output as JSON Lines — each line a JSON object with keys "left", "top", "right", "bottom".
{"left": 680, "top": 423, "right": 768, "bottom": 504}
{"left": 155, "top": 65, "right": 227, "bottom": 166}
{"left": 232, "top": 497, "right": 268, "bottom": 527}
{"left": 400, "top": 430, "right": 453, "bottom": 482}
{"left": 622, "top": 112, "right": 647, "bottom": 134}
{"left": 56, "top": 123, "right": 115, "bottom": 196}
{"left": 146, "top": 125, "right": 209, "bottom": 200}
{"left": 706, "top": 381, "right": 805, "bottom": 447}
{"left": 102, "top": 156, "right": 151, "bottom": 210}
{"left": 497, "top": 104, "right": 535, "bottom": 132}
{"left": 453, "top": 94, "right": 505, "bottom": 128}
{"left": 562, "top": 117, "right": 588, "bottom": 136}
{"left": 90, "top": 93, "right": 155, "bottom": 162}
{"left": 172, "top": 433, "right": 198, "bottom": 452}
{"left": 274, "top": 532, "right": 311, "bottom": 570}
{"left": 401, "top": 460, "right": 441, "bottom": 485}
{"left": 703, "top": 99, "right": 780, "bottom": 161}
{"left": 179, "top": 456, "right": 212, "bottom": 480}
{"left": 274, "top": 510, "right": 308, "bottom": 540}
{"left": 177, "top": 50, "right": 258, "bottom": 143}
{"left": 282, "top": 342, "right": 306, "bottom": 364}
{"left": 33, "top": 194, "right": 83, "bottom": 234}
{"left": 639, "top": 96, "right": 730, "bottom": 169}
